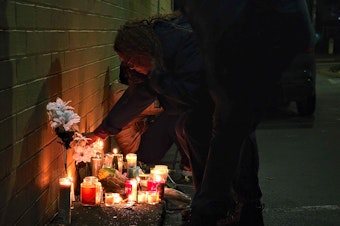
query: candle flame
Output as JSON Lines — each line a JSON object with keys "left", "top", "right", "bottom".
{"left": 113, "top": 148, "right": 118, "bottom": 154}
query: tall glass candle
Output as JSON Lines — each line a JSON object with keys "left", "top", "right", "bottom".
{"left": 126, "top": 153, "right": 137, "bottom": 169}
{"left": 91, "top": 157, "right": 102, "bottom": 177}
{"left": 125, "top": 179, "right": 137, "bottom": 203}
{"left": 112, "top": 148, "right": 123, "bottom": 173}
{"left": 103, "top": 153, "right": 113, "bottom": 168}
{"left": 59, "top": 177, "right": 71, "bottom": 224}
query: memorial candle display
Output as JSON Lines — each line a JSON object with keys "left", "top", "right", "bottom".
{"left": 59, "top": 177, "right": 72, "bottom": 224}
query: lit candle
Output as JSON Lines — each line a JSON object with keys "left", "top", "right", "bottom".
{"left": 91, "top": 157, "right": 102, "bottom": 177}
{"left": 154, "top": 165, "right": 169, "bottom": 180}
{"left": 126, "top": 153, "right": 137, "bottom": 169}
{"left": 113, "top": 193, "right": 122, "bottom": 203}
{"left": 112, "top": 148, "right": 123, "bottom": 173}
{"left": 147, "top": 169, "right": 166, "bottom": 200}
{"left": 147, "top": 191, "right": 158, "bottom": 204}
{"left": 103, "top": 153, "right": 113, "bottom": 168}
{"left": 59, "top": 177, "right": 72, "bottom": 224}
{"left": 105, "top": 193, "right": 114, "bottom": 206}
{"left": 139, "top": 174, "right": 149, "bottom": 190}
{"left": 93, "top": 139, "right": 104, "bottom": 155}
{"left": 125, "top": 179, "right": 137, "bottom": 203}
{"left": 80, "top": 177, "right": 96, "bottom": 206}
{"left": 138, "top": 191, "right": 147, "bottom": 203}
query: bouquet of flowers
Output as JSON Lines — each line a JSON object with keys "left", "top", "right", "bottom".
{"left": 46, "top": 97, "right": 81, "bottom": 149}
{"left": 72, "top": 132, "right": 97, "bottom": 166}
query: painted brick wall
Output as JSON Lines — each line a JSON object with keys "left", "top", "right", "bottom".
{"left": 0, "top": 0, "right": 172, "bottom": 225}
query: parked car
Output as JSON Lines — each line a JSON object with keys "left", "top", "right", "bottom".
{"left": 275, "top": 47, "right": 317, "bottom": 116}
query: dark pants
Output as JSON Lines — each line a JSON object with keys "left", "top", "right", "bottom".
{"left": 136, "top": 112, "right": 189, "bottom": 167}
{"left": 179, "top": 5, "right": 314, "bottom": 221}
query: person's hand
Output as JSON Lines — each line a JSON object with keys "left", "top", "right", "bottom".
{"left": 82, "top": 132, "right": 101, "bottom": 145}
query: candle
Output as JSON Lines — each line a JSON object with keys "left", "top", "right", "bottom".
{"left": 105, "top": 193, "right": 114, "bottom": 206}
{"left": 91, "top": 157, "right": 102, "bottom": 177}
{"left": 112, "top": 148, "right": 124, "bottom": 173}
{"left": 59, "top": 177, "right": 72, "bottom": 224}
{"left": 103, "top": 153, "right": 113, "bottom": 168}
{"left": 139, "top": 174, "right": 149, "bottom": 190}
{"left": 125, "top": 179, "right": 137, "bottom": 203}
{"left": 154, "top": 165, "right": 169, "bottom": 180}
{"left": 80, "top": 177, "right": 96, "bottom": 206}
{"left": 113, "top": 193, "right": 122, "bottom": 203}
{"left": 93, "top": 139, "right": 104, "bottom": 155}
{"left": 147, "top": 168, "right": 166, "bottom": 200}
{"left": 147, "top": 191, "right": 158, "bottom": 204}
{"left": 138, "top": 191, "right": 147, "bottom": 203}
{"left": 126, "top": 153, "right": 137, "bottom": 169}
{"left": 128, "top": 166, "right": 140, "bottom": 178}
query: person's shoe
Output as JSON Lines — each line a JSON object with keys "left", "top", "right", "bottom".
{"left": 181, "top": 203, "right": 242, "bottom": 226}
{"left": 239, "top": 200, "right": 264, "bottom": 226}
{"left": 216, "top": 202, "right": 242, "bottom": 226}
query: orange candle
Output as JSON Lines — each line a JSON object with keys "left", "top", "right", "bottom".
{"left": 80, "top": 177, "right": 96, "bottom": 206}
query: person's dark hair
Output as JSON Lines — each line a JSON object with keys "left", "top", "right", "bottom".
{"left": 114, "top": 11, "right": 181, "bottom": 70}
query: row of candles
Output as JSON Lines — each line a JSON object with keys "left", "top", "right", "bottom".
{"left": 58, "top": 145, "right": 169, "bottom": 224}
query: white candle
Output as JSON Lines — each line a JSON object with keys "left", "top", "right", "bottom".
{"left": 113, "top": 193, "right": 122, "bottom": 203}
{"left": 59, "top": 177, "right": 72, "bottom": 224}
{"left": 138, "top": 191, "right": 147, "bottom": 203}
{"left": 126, "top": 153, "right": 137, "bottom": 169}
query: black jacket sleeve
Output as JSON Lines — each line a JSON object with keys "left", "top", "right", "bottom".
{"left": 94, "top": 82, "right": 156, "bottom": 138}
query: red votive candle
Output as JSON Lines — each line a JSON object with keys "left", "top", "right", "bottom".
{"left": 80, "top": 177, "right": 96, "bottom": 206}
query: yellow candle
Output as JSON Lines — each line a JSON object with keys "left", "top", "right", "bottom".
{"left": 138, "top": 191, "right": 147, "bottom": 203}
{"left": 126, "top": 153, "right": 137, "bottom": 169}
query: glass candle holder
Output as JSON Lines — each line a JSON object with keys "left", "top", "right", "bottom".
{"left": 147, "top": 191, "right": 159, "bottom": 205}
{"left": 126, "top": 153, "right": 137, "bottom": 169}
{"left": 105, "top": 193, "right": 114, "bottom": 206}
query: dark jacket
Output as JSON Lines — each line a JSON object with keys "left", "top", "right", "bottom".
{"left": 94, "top": 15, "right": 210, "bottom": 138}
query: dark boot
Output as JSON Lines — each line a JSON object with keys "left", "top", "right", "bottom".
{"left": 239, "top": 201, "right": 264, "bottom": 226}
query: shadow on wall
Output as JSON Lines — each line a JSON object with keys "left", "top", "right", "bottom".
{"left": 8, "top": 58, "right": 64, "bottom": 225}
{"left": 98, "top": 66, "right": 112, "bottom": 152}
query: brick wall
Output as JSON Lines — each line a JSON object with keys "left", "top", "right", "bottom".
{"left": 0, "top": 0, "right": 172, "bottom": 225}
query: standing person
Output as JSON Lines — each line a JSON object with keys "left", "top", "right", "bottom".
{"left": 176, "top": 0, "right": 315, "bottom": 225}
{"left": 87, "top": 11, "right": 213, "bottom": 179}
